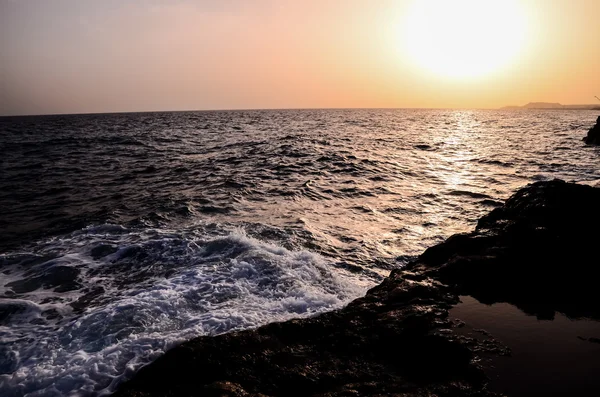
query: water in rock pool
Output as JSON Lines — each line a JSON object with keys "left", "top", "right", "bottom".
{"left": 450, "top": 296, "right": 600, "bottom": 397}
{"left": 1, "top": 109, "right": 599, "bottom": 396}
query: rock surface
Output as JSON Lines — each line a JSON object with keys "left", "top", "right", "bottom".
{"left": 583, "top": 115, "right": 600, "bottom": 144}
{"left": 114, "top": 180, "right": 600, "bottom": 397}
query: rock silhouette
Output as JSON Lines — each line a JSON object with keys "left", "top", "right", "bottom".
{"left": 583, "top": 115, "right": 600, "bottom": 144}
{"left": 114, "top": 180, "right": 600, "bottom": 397}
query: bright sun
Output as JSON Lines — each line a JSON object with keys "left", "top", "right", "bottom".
{"left": 403, "top": 0, "right": 528, "bottom": 79}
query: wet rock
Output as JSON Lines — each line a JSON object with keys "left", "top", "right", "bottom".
{"left": 114, "top": 180, "right": 600, "bottom": 397}
{"left": 583, "top": 115, "right": 600, "bottom": 144}
{"left": 115, "top": 275, "right": 491, "bottom": 397}
{"left": 412, "top": 179, "right": 600, "bottom": 319}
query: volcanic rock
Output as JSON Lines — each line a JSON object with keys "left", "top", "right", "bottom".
{"left": 114, "top": 180, "right": 600, "bottom": 397}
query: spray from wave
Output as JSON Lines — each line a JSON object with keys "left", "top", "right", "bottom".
{"left": 0, "top": 224, "right": 374, "bottom": 396}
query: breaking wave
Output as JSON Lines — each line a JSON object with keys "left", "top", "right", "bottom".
{"left": 0, "top": 224, "right": 374, "bottom": 396}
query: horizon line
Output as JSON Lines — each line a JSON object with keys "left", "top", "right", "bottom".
{"left": 1, "top": 104, "right": 599, "bottom": 118}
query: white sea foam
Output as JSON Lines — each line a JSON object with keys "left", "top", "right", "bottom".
{"left": 0, "top": 225, "right": 375, "bottom": 396}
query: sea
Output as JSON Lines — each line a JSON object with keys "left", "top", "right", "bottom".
{"left": 1, "top": 109, "right": 599, "bottom": 396}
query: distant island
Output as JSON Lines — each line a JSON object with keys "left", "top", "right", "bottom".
{"left": 501, "top": 102, "right": 600, "bottom": 110}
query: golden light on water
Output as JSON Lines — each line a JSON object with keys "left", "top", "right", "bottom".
{"left": 402, "top": 0, "right": 529, "bottom": 79}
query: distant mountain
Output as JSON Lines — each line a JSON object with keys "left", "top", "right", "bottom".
{"left": 524, "top": 102, "right": 563, "bottom": 109}
{"left": 501, "top": 102, "right": 600, "bottom": 110}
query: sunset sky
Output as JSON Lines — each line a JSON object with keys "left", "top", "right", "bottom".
{"left": 1, "top": 0, "right": 599, "bottom": 116}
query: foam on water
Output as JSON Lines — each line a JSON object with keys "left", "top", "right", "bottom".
{"left": 0, "top": 224, "right": 375, "bottom": 396}
{"left": 2, "top": 109, "right": 599, "bottom": 396}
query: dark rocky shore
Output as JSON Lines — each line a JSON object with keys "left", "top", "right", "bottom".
{"left": 114, "top": 180, "right": 600, "bottom": 397}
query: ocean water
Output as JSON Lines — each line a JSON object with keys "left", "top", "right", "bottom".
{"left": 1, "top": 109, "right": 599, "bottom": 396}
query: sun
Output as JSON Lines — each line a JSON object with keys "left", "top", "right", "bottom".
{"left": 403, "top": 0, "right": 528, "bottom": 79}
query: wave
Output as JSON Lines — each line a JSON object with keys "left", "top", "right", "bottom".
{"left": 447, "top": 190, "right": 492, "bottom": 200}
{"left": 0, "top": 224, "right": 374, "bottom": 396}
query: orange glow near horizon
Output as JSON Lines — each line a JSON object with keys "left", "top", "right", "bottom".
{"left": 1, "top": 0, "right": 599, "bottom": 115}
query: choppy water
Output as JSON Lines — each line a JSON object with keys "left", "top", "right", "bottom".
{"left": 1, "top": 109, "right": 599, "bottom": 396}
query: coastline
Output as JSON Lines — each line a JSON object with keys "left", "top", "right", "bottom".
{"left": 113, "top": 179, "right": 600, "bottom": 396}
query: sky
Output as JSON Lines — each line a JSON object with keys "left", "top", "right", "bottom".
{"left": 1, "top": 0, "right": 599, "bottom": 116}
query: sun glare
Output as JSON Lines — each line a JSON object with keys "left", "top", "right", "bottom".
{"left": 403, "top": 0, "right": 529, "bottom": 79}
